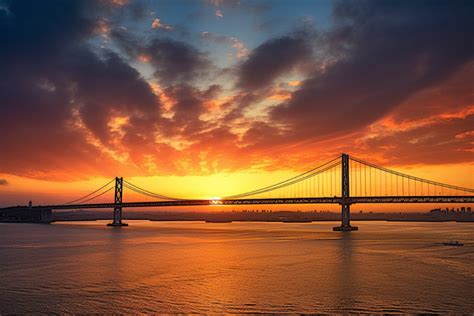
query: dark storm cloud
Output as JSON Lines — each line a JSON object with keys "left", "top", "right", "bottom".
{"left": 361, "top": 114, "right": 474, "bottom": 166}
{"left": 160, "top": 84, "right": 216, "bottom": 137}
{"left": 146, "top": 38, "right": 210, "bottom": 83}
{"left": 389, "top": 62, "right": 474, "bottom": 124}
{"left": 67, "top": 49, "right": 161, "bottom": 144}
{"left": 111, "top": 28, "right": 211, "bottom": 84}
{"left": 0, "top": 0, "right": 97, "bottom": 177}
{"left": 0, "top": 179, "right": 8, "bottom": 185}
{"left": 269, "top": 0, "right": 474, "bottom": 141}
{"left": 0, "top": 0, "right": 163, "bottom": 178}
{"left": 237, "top": 34, "right": 312, "bottom": 90}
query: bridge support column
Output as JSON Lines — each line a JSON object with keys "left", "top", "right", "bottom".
{"left": 107, "top": 177, "right": 128, "bottom": 227}
{"left": 334, "top": 153, "right": 358, "bottom": 231}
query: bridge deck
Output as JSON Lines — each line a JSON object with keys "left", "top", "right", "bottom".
{"left": 29, "top": 196, "right": 474, "bottom": 210}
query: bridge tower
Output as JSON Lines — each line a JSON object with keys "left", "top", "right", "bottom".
{"left": 333, "top": 153, "right": 358, "bottom": 231}
{"left": 107, "top": 177, "right": 128, "bottom": 227}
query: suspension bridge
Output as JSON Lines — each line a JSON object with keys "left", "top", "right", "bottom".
{"left": 17, "top": 154, "right": 474, "bottom": 231}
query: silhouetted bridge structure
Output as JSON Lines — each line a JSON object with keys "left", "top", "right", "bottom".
{"left": 25, "top": 154, "right": 474, "bottom": 231}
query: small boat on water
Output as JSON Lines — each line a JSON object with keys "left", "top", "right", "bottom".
{"left": 442, "top": 241, "right": 464, "bottom": 246}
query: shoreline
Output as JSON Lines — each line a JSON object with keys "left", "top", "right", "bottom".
{"left": 3, "top": 218, "right": 472, "bottom": 224}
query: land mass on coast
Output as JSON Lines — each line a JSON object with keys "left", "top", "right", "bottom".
{"left": 50, "top": 208, "right": 473, "bottom": 223}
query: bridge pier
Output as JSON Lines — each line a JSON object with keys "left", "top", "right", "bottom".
{"left": 333, "top": 154, "right": 358, "bottom": 232}
{"left": 107, "top": 177, "right": 128, "bottom": 227}
{"left": 333, "top": 203, "right": 358, "bottom": 231}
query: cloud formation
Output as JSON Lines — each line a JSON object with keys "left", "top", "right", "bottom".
{"left": 0, "top": 0, "right": 164, "bottom": 179}
{"left": 151, "top": 18, "right": 173, "bottom": 30}
{"left": 270, "top": 0, "right": 474, "bottom": 141}
{"left": 201, "top": 31, "right": 249, "bottom": 59}
{"left": 359, "top": 113, "right": 474, "bottom": 166}
{"left": 215, "top": 9, "right": 224, "bottom": 18}
{"left": 146, "top": 38, "right": 211, "bottom": 83}
{"left": 0, "top": 0, "right": 472, "bottom": 183}
{"left": 237, "top": 34, "right": 313, "bottom": 90}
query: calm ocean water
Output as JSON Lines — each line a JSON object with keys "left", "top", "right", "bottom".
{"left": 0, "top": 220, "right": 472, "bottom": 313}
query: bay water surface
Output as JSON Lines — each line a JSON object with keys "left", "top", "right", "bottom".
{"left": 0, "top": 220, "right": 473, "bottom": 313}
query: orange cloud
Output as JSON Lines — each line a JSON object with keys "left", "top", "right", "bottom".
{"left": 288, "top": 80, "right": 301, "bottom": 87}
{"left": 137, "top": 54, "right": 151, "bottom": 63}
{"left": 268, "top": 91, "right": 291, "bottom": 101}
{"left": 201, "top": 32, "right": 248, "bottom": 59}
{"left": 151, "top": 18, "right": 173, "bottom": 30}
{"left": 455, "top": 130, "right": 474, "bottom": 139}
{"left": 94, "top": 19, "right": 111, "bottom": 36}
{"left": 110, "top": 0, "right": 128, "bottom": 6}
{"left": 229, "top": 37, "right": 248, "bottom": 58}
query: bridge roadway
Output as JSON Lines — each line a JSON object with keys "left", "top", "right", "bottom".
{"left": 36, "top": 196, "right": 474, "bottom": 210}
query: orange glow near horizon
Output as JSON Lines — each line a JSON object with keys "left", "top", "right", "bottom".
{"left": 1, "top": 161, "right": 472, "bottom": 212}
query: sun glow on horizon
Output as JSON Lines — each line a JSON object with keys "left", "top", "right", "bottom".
{"left": 0, "top": 160, "right": 472, "bottom": 212}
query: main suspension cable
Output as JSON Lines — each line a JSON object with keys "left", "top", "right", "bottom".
{"left": 123, "top": 180, "right": 184, "bottom": 200}
{"left": 65, "top": 179, "right": 115, "bottom": 205}
{"left": 224, "top": 159, "right": 342, "bottom": 199}
{"left": 74, "top": 185, "right": 115, "bottom": 204}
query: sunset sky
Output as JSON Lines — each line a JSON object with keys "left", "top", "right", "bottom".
{"left": 0, "top": 0, "right": 473, "bottom": 208}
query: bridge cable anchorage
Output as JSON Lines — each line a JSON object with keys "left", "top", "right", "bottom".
{"left": 349, "top": 156, "right": 474, "bottom": 195}
{"left": 122, "top": 180, "right": 185, "bottom": 201}
{"left": 65, "top": 179, "right": 116, "bottom": 205}
{"left": 223, "top": 156, "right": 342, "bottom": 199}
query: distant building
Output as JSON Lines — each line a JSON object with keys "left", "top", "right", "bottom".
{"left": 0, "top": 207, "right": 52, "bottom": 223}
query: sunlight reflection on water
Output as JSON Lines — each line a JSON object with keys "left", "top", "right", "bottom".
{"left": 0, "top": 220, "right": 473, "bottom": 313}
